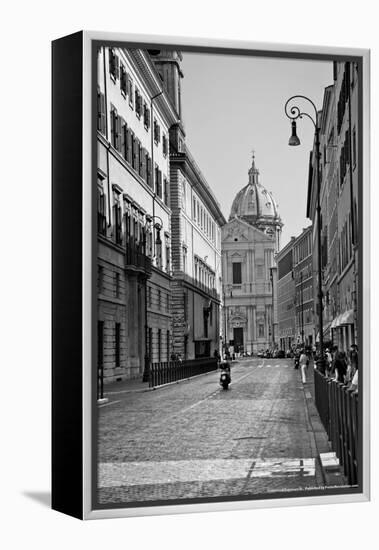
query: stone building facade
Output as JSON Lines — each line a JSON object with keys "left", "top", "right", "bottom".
{"left": 96, "top": 47, "right": 178, "bottom": 383}
{"left": 276, "top": 239, "right": 296, "bottom": 352}
{"left": 307, "top": 61, "right": 359, "bottom": 352}
{"left": 221, "top": 157, "right": 282, "bottom": 354}
{"left": 292, "top": 226, "right": 314, "bottom": 347}
{"left": 148, "top": 50, "right": 225, "bottom": 359}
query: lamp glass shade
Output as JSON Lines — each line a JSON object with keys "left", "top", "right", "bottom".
{"left": 288, "top": 120, "right": 301, "bottom": 146}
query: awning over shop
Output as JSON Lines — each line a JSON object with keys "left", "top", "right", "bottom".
{"left": 330, "top": 309, "right": 355, "bottom": 328}
{"left": 339, "top": 309, "right": 354, "bottom": 325}
{"left": 331, "top": 316, "right": 339, "bottom": 329}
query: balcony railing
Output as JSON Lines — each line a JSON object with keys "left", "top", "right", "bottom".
{"left": 125, "top": 238, "right": 152, "bottom": 276}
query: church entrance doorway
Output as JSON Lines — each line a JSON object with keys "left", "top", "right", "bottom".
{"left": 233, "top": 327, "right": 244, "bottom": 353}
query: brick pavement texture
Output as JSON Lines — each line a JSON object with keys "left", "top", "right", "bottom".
{"left": 96, "top": 359, "right": 350, "bottom": 506}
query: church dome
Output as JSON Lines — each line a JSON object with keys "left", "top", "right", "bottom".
{"left": 229, "top": 155, "right": 281, "bottom": 228}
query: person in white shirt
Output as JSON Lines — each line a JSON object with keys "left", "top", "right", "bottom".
{"left": 299, "top": 350, "right": 309, "bottom": 383}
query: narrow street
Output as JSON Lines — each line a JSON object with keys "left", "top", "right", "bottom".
{"left": 97, "top": 358, "right": 346, "bottom": 504}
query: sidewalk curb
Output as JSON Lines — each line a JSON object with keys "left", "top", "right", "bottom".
{"left": 300, "top": 369, "right": 347, "bottom": 487}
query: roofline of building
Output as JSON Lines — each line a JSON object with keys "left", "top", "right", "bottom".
{"left": 275, "top": 236, "right": 295, "bottom": 261}
{"left": 126, "top": 49, "right": 180, "bottom": 128}
{"left": 170, "top": 147, "right": 226, "bottom": 226}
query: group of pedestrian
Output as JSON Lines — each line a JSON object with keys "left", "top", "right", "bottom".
{"left": 295, "top": 342, "right": 358, "bottom": 390}
{"left": 324, "top": 343, "right": 358, "bottom": 392}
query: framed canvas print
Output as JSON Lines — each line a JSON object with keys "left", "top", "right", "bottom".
{"left": 52, "top": 31, "right": 370, "bottom": 520}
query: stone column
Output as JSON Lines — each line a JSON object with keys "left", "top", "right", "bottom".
{"left": 252, "top": 306, "right": 257, "bottom": 352}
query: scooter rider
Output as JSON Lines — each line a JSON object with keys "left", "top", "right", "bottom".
{"left": 219, "top": 360, "right": 231, "bottom": 389}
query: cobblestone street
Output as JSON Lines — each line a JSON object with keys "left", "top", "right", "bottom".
{"left": 97, "top": 358, "right": 347, "bottom": 505}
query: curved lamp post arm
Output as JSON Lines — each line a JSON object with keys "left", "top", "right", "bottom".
{"left": 284, "top": 95, "right": 318, "bottom": 128}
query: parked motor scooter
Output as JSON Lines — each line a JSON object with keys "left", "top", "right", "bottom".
{"left": 219, "top": 361, "right": 231, "bottom": 390}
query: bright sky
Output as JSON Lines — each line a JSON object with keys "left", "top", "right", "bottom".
{"left": 180, "top": 51, "right": 333, "bottom": 249}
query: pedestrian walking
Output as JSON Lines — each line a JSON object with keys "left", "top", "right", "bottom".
{"left": 228, "top": 344, "right": 235, "bottom": 361}
{"left": 299, "top": 349, "right": 308, "bottom": 383}
{"left": 331, "top": 346, "right": 347, "bottom": 383}
{"left": 347, "top": 343, "right": 359, "bottom": 382}
{"left": 325, "top": 348, "right": 332, "bottom": 377}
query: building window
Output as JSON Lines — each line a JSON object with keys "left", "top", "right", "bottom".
{"left": 121, "top": 120, "right": 129, "bottom": 161}
{"left": 166, "top": 245, "right": 171, "bottom": 273}
{"left": 115, "top": 323, "right": 121, "bottom": 368}
{"left": 146, "top": 153, "right": 152, "bottom": 187}
{"left": 167, "top": 330, "right": 170, "bottom": 361}
{"left": 232, "top": 262, "right": 242, "bottom": 284}
{"left": 97, "top": 187, "right": 107, "bottom": 236}
{"left": 163, "top": 178, "right": 169, "bottom": 206}
{"left": 182, "top": 246, "right": 187, "bottom": 273}
{"left": 128, "top": 77, "right": 134, "bottom": 108}
{"left": 109, "top": 48, "right": 119, "bottom": 80}
{"left": 148, "top": 327, "right": 152, "bottom": 361}
{"left": 153, "top": 119, "right": 160, "bottom": 143}
{"left": 143, "top": 103, "right": 150, "bottom": 129}
{"left": 97, "top": 88, "right": 106, "bottom": 135}
{"left": 135, "top": 88, "right": 142, "bottom": 117}
{"left": 155, "top": 227, "right": 162, "bottom": 269}
{"left": 110, "top": 105, "right": 122, "bottom": 151}
{"left": 112, "top": 191, "right": 122, "bottom": 245}
{"left": 158, "top": 329, "right": 162, "bottom": 363}
{"left": 138, "top": 143, "right": 145, "bottom": 179}
{"left": 155, "top": 165, "right": 162, "bottom": 198}
{"left": 162, "top": 134, "right": 168, "bottom": 156}
{"left": 120, "top": 64, "right": 127, "bottom": 96}
{"left": 157, "top": 289, "right": 161, "bottom": 310}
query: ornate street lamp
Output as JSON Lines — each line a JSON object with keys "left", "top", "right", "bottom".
{"left": 284, "top": 95, "right": 325, "bottom": 372}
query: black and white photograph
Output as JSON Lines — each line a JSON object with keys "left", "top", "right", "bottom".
{"left": 5, "top": 0, "right": 378, "bottom": 546}
{"left": 94, "top": 42, "right": 363, "bottom": 509}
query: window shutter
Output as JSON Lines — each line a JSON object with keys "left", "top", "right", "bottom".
{"left": 110, "top": 106, "right": 115, "bottom": 147}
{"left": 120, "top": 119, "right": 126, "bottom": 158}
{"left": 116, "top": 115, "right": 122, "bottom": 151}
{"left": 147, "top": 155, "right": 152, "bottom": 186}
{"left": 133, "top": 136, "right": 138, "bottom": 170}
{"left": 97, "top": 89, "right": 101, "bottom": 131}
{"left": 109, "top": 48, "right": 113, "bottom": 75}
{"left": 127, "top": 129, "right": 133, "bottom": 164}
{"left": 100, "top": 94, "right": 106, "bottom": 134}
{"left": 114, "top": 54, "right": 119, "bottom": 79}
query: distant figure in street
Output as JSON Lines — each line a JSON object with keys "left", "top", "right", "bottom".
{"left": 325, "top": 348, "right": 333, "bottom": 377}
{"left": 348, "top": 366, "right": 358, "bottom": 393}
{"left": 228, "top": 344, "right": 235, "bottom": 361}
{"left": 214, "top": 349, "right": 221, "bottom": 364}
{"left": 347, "top": 344, "right": 359, "bottom": 383}
{"left": 299, "top": 349, "right": 308, "bottom": 383}
{"left": 331, "top": 346, "right": 347, "bottom": 383}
